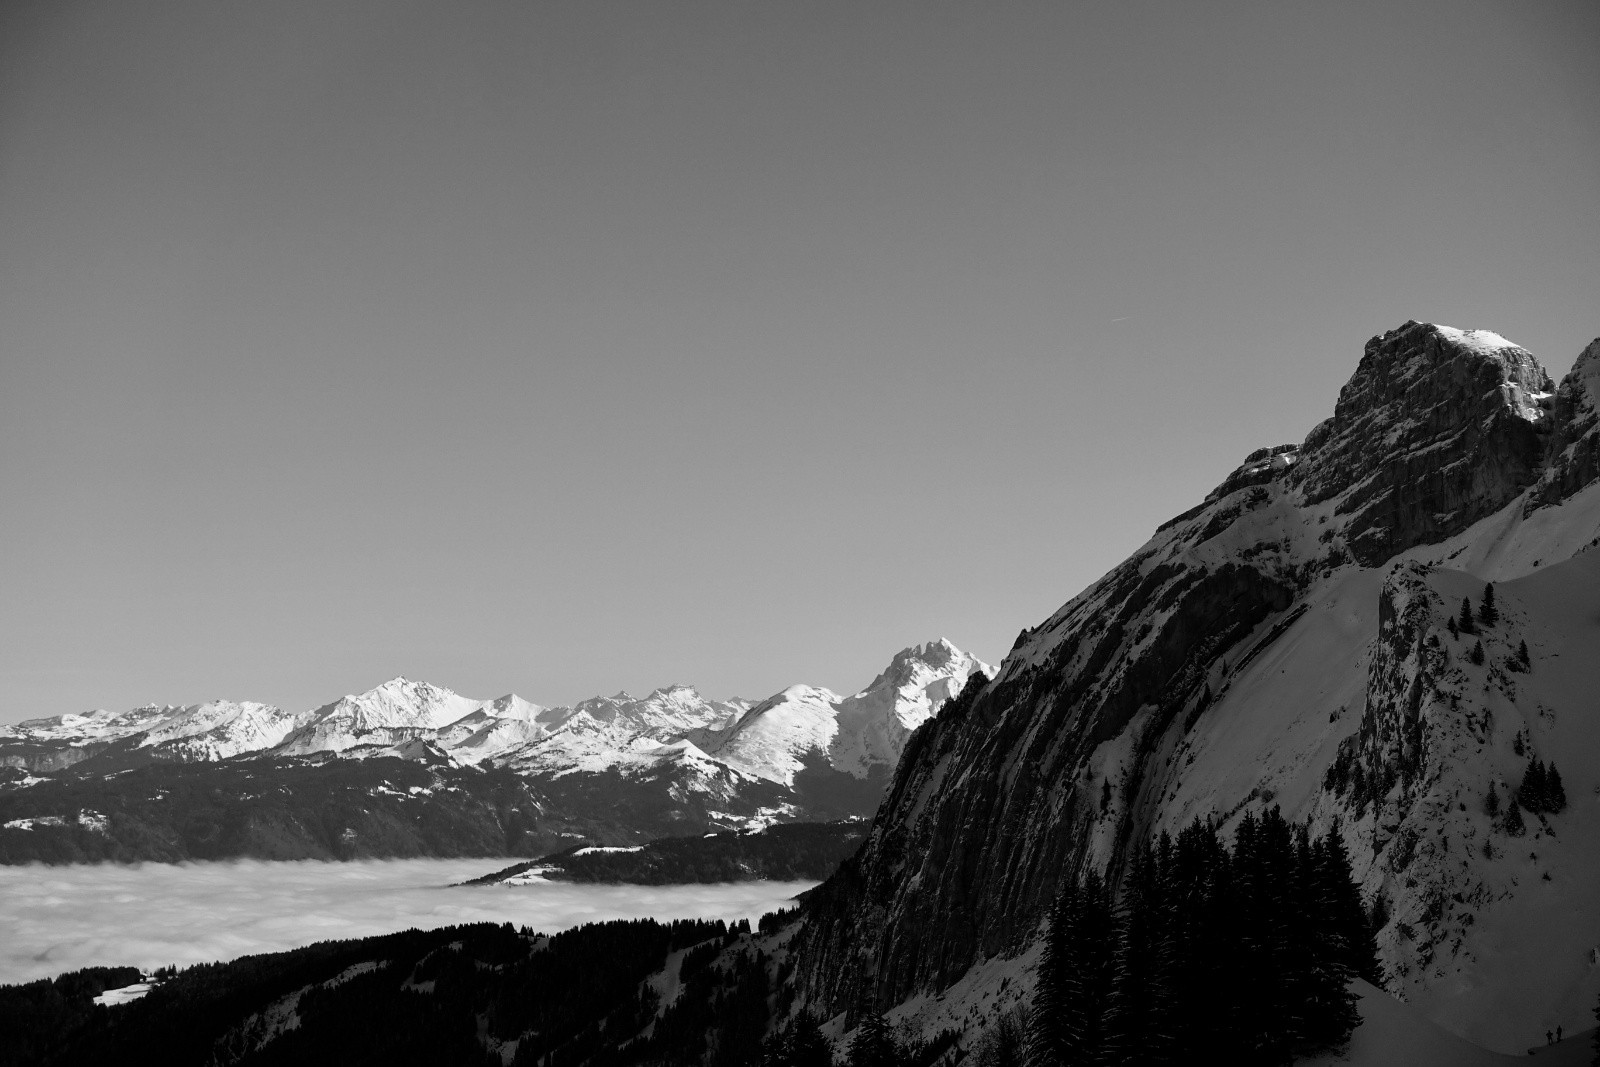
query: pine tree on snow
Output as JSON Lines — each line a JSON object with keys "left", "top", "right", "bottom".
{"left": 1520, "top": 758, "right": 1549, "bottom": 812}
{"left": 1485, "top": 781, "right": 1500, "bottom": 818}
{"left": 1548, "top": 765, "right": 1567, "bottom": 812}
{"left": 970, "top": 1011, "right": 1026, "bottom": 1067}
{"left": 1592, "top": 988, "right": 1600, "bottom": 1066}
{"left": 847, "top": 1011, "right": 900, "bottom": 1067}
{"left": 1503, "top": 801, "right": 1526, "bottom": 837}
{"left": 764, "top": 1011, "right": 832, "bottom": 1067}
{"left": 1102, "top": 842, "right": 1175, "bottom": 1066}
{"left": 1028, "top": 871, "right": 1115, "bottom": 1066}
{"left": 1297, "top": 827, "right": 1362, "bottom": 1056}
{"left": 1233, "top": 808, "right": 1304, "bottom": 1062}
{"left": 1459, "top": 598, "right": 1476, "bottom": 634}
{"left": 1171, "top": 819, "right": 1240, "bottom": 1055}
{"left": 1315, "top": 821, "right": 1382, "bottom": 988}
{"left": 761, "top": 1031, "right": 793, "bottom": 1067}
{"left": 1028, "top": 880, "right": 1079, "bottom": 1067}
{"left": 1479, "top": 582, "right": 1498, "bottom": 626}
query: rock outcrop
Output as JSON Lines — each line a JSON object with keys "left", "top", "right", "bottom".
{"left": 1531, "top": 336, "right": 1600, "bottom": 507}
{"left": 1286, "top": 322, "right": 1552, "bottom": 564}
{"left": 792, "top": 322, "right": 1600, "bottom": 1047}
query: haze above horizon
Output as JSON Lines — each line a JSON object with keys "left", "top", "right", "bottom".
{"left": 3, "top": 1, "right": 1598, "bottom": 722}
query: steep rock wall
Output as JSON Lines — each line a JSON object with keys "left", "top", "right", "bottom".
{"left": 793, "top": 322, "right": 1595, "bottom": 1021}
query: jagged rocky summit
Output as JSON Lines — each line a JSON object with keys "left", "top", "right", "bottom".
{"left": 0, "top": 640, "right": 992, "bottom": 861}
{"left": 795, "top": 321, "right": 1600, "bottom": 1053}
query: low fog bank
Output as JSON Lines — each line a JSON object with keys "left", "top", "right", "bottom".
{"left": 0, "top": 859, "right": 816, "bottom": 986}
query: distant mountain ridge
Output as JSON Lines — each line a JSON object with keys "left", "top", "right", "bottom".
{"left": 0, "top": 640, "right": 992, "bottom": 862}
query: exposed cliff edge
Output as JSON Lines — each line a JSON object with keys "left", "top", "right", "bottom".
{"left": 793, "top": 322, "right": 1600, "bottom": 1053}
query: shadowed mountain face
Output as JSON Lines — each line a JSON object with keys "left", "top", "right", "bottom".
{"left": 794, "top": 322, "right": 1600, "bottom": 1053}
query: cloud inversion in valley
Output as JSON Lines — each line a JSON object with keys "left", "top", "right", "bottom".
{"left": 0, "top": 859, "right": 814, "bottom": 985}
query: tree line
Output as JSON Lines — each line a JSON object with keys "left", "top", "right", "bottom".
{"left": 1027, "top": 810, "right": 1379, "bottom": 1067}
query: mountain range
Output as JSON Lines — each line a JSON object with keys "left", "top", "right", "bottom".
{"left": 0, "top": 640, "right": 990, "bottom": 862}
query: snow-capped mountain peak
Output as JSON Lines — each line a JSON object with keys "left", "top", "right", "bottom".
{"left": 702, "top": 645, "right": 993, "bottom": 786}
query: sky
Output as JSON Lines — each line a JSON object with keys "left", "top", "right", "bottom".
{"left": 2, "top": 1, "right": 1597, "bottom": 722}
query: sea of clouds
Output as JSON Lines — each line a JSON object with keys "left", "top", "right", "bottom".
{"left": 0, "top": 859, "right": 816, "bottom": 985}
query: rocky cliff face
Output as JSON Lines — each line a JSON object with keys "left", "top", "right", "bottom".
{"left": 793, "top": 322, "right": 1600, "bottom": 1049}
{"left": 1532, "top": 337, "right": 1600, "bottom": 507}
{"left": 1286, "top": 323, "right": 1552, "bottom": 564}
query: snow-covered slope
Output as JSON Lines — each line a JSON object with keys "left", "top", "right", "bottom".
{"left": 137, "top": 701, "right": 307, "bottom": 760}
{"left": 703, "top": 685, "right": 844, "bottom": 786}
{"left": 1303, "top": 981, "right": 1593, "bottom": 1067}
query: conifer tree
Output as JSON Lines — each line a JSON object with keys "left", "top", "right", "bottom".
{"left": 1520, "top": 758, "right": 1549, "bottom": 812}
{"left": 1479, "top": 583, "right": 1498, "bottom": 626}
{"left": 1298, "top": 829, "right": 1362, "bottom": 1056}
{"left": 1592, "top": 988, "right": 1600, "bottom": 1067}
{"left": 972, "top": 1011, "right": 1026, "bottom": 1067}
{"left": 1316, "top": 821, "right": 1382, "bottom": 987}
{"left": 762, "top": 1030, "right": 794, "bottom": 1066}
{"left": 1028, "top": 818, "right": 1368, "bottom": 1067}
{"left": 1485, "top": 781, "right": 1500, "bottom": 818}
{"left": 1103, "top": 842, "right": 1173, "bottom": 1066}
{"left": 1503, "top": 801, "right": 1526, "bottom": 837}
{"left": 1067, "top": 871, "right": 1116, "bottom": 1059}
{"left": 1459, "top": 598, "right": 1476, "bottom": 634}
{"left": 1548, "top": 765, "right": 1567, "bottom": 812}
{"left": 1518, "top": 640, "right": 1531, "bottom": 670}
{"left": 1028, "top": 880, "right": 1079, "bottom": 1067}
{"left": 763, "top": 1010, "right": 833, "bottom": 1067}
{"left": 1029, "top": 871, "right": 1117, "bottom": 1066}
{"left": 848, "top": 1011, "right": 900, "bottom": 1067}
{"left": 1468, "top": 641, "right": 1485, "bottom": 665}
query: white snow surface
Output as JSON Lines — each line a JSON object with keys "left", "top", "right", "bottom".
{"left": 1431, "top": 325, "right": 1523, "bottom": 358}
{"left": 92, "top": 981, "right": 155, "bottom": 1007}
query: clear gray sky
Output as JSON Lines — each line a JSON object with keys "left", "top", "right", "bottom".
{"left": 2, "top": 1, "right": 1597, "bottom": 721}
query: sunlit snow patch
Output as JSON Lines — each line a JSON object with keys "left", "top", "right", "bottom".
{"left": 93, "top": 981, "right": 154, "bottom": 1007}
